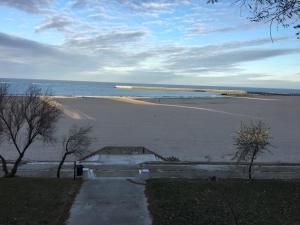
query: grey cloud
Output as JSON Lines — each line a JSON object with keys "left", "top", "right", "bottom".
{"left": 153, "top": 36, "right": 291, "bottom": 61}
{"left": 208, "top": 36, "right": 290, "bottom": 50}
{"left": 166, "top": 47, "right": 300, "bottom": 72}
{"left": 0, "top": 0, "right": 52, "bottom": 13}
{"left": 0, "top": 32, "right": 152, "bottom": 79}
{"left": 0, "top": 32, "right": 99, "bottom": 75}
{"left": 231, "top": 77, "right": 300, "bottom": 89}
{"left": 35, "top": 14, "right": 76, "bottom": 32}
{"left": 68, "top": 0, "right": 90, "bottom": 8}
{"left": 0, "top": 32, "right": 64, "bottom": 57}
{"left": 187, "top": 22, "right": 262, "bottom": 36}
{"left": 189, "top": 24, "right": 246, "bottom": 35}
{"left": 68, "top": 0, "right": 175, "bottom": 11}
{"left": 149, "top": 36, "right": 295, "bottom": 74}
{"left": 86, "top": 48, "right": 153, "bottom": 67}
{"left": 119, "top": 0, "right": 184, "bottom": 12}
{"left": 182, "top": 73, "right": 297, "bottom": 88}
{"left": 201, "top": 37, "right": 289, "bottom": 53}
{"left": 66, "top": 30, "right": 147, "bottom": 49}
{"left": 126, "top": 1, "right": 173, "bottom": 10}
{"left": 106, "top": 70, "right": 176, "bottom": 84}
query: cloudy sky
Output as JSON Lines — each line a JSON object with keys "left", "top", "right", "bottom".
{"left": 0, "top": 0, "right": 299, "bottom": 88}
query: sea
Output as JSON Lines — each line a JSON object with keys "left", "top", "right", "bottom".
{"left": 1, "top": 78, "right": 300, "bottom": 98}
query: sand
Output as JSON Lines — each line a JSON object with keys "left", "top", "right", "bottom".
{"left": 1, "top": 95, "right": 299, "bottom": 163}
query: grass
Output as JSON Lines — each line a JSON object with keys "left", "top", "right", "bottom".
{"left": 146, "top": 179, "right": 300, "bottom": 225}
{"left": 0, "top": 177, "right": 82, "bottom": 225}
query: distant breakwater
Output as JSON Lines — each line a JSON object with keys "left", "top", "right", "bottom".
{"left": 114, "top": 85, "right": 300, "bottom": 96}
{"left": 114, "top": 85, "right": 247, "bottom": 95}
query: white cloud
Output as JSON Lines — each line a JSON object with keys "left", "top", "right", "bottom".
{"left": 0, "top": 0, "right": 52, "bottom": 13}
{"left": 126, "top": 1, "right": 174, "bottom": 10}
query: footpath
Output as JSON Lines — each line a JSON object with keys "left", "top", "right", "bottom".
{"left": 66, "top": 178, "right": 151, "bottom": 225}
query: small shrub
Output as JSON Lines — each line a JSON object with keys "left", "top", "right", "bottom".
{"left": 165, "top": 156, "right": 180, "bottom": 162}
{"left": 233, "top": 120, "right": 271, "bottom": 180}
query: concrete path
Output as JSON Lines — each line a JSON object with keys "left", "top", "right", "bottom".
{"left": 67, "top": 179, "right": 151, "bottom": 225}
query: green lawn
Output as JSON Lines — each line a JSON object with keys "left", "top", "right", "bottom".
{"left": 146, "top": 179, "right": 300, "bottom": 225}
{"left": 0, "top": 178, "right": 81, "bottom": 225}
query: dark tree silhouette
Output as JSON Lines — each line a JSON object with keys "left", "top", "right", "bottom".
{"left": 208, "top": 0, "right": 300, "bottom": 39}
{"left": 57, "top": 126, "right": 92, "bottom": 178}
{"left": 0, "top": 84, "right": 9, "bottom": 176}
{"left": 233, "top": 120, "right": 271, "bottom": 180}
{"left": 0, "top": 84, "right": 61, "bottom": 177}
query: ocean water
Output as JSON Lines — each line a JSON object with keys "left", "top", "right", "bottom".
{"left": 1, "top": 78, "right": 300, "bottom": 98}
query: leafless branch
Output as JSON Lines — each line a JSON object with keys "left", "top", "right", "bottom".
{"left": 208, "top": 0, "right": 300, "bottom": 38}
{"left": 57, "top": 125, "right": 93, "bottom": 178}
{"left": 0, "top": 84, "right": 62, "bottom": 177}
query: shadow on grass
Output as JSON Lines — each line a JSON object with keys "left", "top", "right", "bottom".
{"left": 0, "top": 177, "right": 82, "bottom": 225}
{"left": 146, "top": 179, "right": 300, "bottom": 225}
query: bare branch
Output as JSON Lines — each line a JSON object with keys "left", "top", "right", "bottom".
{"left": 0, "top": 83, "right": 62, "bottom": 177}
{"left": 57, "top": 125, "right": 93, "bottom": 178}
{"left": 208, "top": 0, "right": 300, "bottom": 38}
{"left": 65, "top": 125, "right": 93, "bottom": 156}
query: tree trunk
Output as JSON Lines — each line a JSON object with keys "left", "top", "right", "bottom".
{"left": 248, "top": 154, "right": 256, "bottom": 181}
{"left": 248, "top": 162, "right": 252, "bottom": 180}
{"left": 7, "top": 152, "right": 24, "bottom": 177}
{"left": 0, "top": 154, "right": 8, "bottom": 177}
{"left": 57, "top": 153, "right": 68, "bottom": 178}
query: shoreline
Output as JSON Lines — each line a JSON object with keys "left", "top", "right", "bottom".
{"left": 44, "top": 93, "right": 300, "bottom": 99}
{"left": 52, "top": 95, "right": 223, "bottom": 99}
{"left": 2, "top": 78, "right": 300, "bottom": 97}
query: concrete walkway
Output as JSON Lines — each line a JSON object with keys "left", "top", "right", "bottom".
{"left": 67, "top": 179, "right": 151, "bottom": 225}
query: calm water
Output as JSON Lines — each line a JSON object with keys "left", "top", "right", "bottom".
{"left": 1, "top": 78, "right": 300, "bottom": 98}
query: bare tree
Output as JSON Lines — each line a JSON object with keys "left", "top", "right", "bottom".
{"left": 0, "top": 84, "right": 61, "bottom": 177}
{"left": 0, "top": 84, "right": 9, "bottom": 176}
{"left": 233, "top": 120, "right": 271, "bottom": 180}
{"left": 208, "top": 0, "right": 300, "bottom": 39}
{"left": 57, "top": 126, "right": 92, "bottom": 178}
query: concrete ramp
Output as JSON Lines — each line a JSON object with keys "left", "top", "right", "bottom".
{"left": 67, "top": 179, "right": 151, "bottom": 225}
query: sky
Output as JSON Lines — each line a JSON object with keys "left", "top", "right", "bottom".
{"left": 0, "top": 0, "right": 299, "bottom": 88}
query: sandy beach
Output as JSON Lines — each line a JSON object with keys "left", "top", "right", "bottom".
{"left": 1, "top": 95, "right": 300, "bottom": 163}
